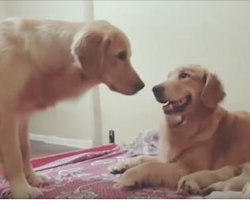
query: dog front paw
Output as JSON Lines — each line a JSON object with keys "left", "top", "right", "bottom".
{"left": 177, "top": 176, "right": 201, "bottom": 194}
{"left": 116, "top": 167, "right": 147, "bottom": 188}
{"left": 11, "top": 185, "right": 43, "bottom": 199}
{"left": 108, "top": 162, "right": 130, "bottom": 174}
{"left": 27, "top": 173, "right": 50, "bottom": 186}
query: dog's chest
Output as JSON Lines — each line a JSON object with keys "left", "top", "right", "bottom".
{"left": 19, "top": 68, "right": 90, "bottom": 114}
{"left": 20, "top": 75, "right": 59, "bottom": 113}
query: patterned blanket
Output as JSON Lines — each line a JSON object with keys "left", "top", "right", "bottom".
{"left": 123, "top": 129, "right": 160, "bottom": 157}
{"left": 0, "top": 130, "right": 186, "bottom": 199}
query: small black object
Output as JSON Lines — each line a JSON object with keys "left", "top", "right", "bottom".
{"left": 109, "top": 130, "right": 115, "bottom": 144}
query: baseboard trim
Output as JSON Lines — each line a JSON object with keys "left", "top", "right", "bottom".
{"left": 30, "top": 133, "right": 93, "bottom": 149}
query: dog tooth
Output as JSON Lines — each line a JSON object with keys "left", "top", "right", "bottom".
{"left": 164, "top": 102, "right": 170, "bottom": 107}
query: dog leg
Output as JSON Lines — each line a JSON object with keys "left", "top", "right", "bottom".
{"left": 0, "top": 114, "right": 42, "bottom": 198}
{"left": 177, "top": 166, "right": 239, "bottom": 195}
{"left": 116, "top": 161, "right": 188, "bottom": 189}
{"left": 109, "top": 155, "right": 159, "bottom": 174}
{"left": 242, "top": 182, "right": 250, "bottom": 198}
{"left": 202, "top": 176, "right": 250, "bottom": 195}
{"left": 206, "top": 191, "right": 244, "bottom": 199}
{"left": 19, "top": 119, "right": 49, "bottom": 186}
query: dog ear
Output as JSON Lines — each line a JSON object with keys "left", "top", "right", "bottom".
{"left": 71, "top": 27, "right": 112, "bottom": 77}
{"left": 200, "top": 72, "right": 225, "bottom": 108}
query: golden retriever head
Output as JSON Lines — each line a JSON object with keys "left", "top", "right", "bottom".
{"left": 153, "top": 65, "right": 225, "bottom": 115}
{"left": 71, "top": 20, "right": 144, "bottom": 95}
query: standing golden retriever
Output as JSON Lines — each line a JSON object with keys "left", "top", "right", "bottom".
{"left": 110, "top": 64, "right": 250, "bottom": 194}
{"left": 0, "top": 18, "right": 144, "bottom": 198}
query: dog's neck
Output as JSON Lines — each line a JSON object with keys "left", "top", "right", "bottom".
{"left": 48, "top": 64, "right": 100, "bottom": 100}
{"left": 160, "top": 106, "right": 225, "bottom": 163}
{"left": 19, "top": 64, "right": 100, "bottom": 115}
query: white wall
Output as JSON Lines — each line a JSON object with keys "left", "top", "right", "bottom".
{"left": 94, "top": 1, "right": 250, "bottom": 144}
{"left": 2, "top": 1, "right": 250, "bottom": 146}
{"left": 3, "top": 1, "right": 98, "bottom": 145}
{"left": 0, "top": 1, "right": 6, "bottom": 19}
{"left": 4, "top": 1, "right": 85, "bottom": 21}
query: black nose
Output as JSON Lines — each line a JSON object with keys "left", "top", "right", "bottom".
{"left": 152, "top": 86, "right": 164, "bottom": 97}
{"left": 135, "top": 81, "right": 145, "bottom": 91}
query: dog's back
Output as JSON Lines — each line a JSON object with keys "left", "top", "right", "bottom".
{"left": 0, "top": 18, "right": 83, "bottom": 70}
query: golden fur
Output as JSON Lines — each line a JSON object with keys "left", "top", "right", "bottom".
{"left": 0, "top": 18, "right": 144, "bottom": 198}
{"left": 110, "top": 64, "right": 250, "bottom": 194}
{"left": 201, "top": 162, "right": 250, "bottom": 196}
{"left": 205, "top": 164, "right": 250, "bottom": 198}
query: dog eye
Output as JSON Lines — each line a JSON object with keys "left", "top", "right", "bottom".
{"left": 117, "top": 51, "right": 127, "bottom": 61}
{"left": 179, "top": 72, "right": 190, "bottom": 79}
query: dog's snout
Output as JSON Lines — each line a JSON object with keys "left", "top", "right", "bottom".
{"left": 135, "top": 81, "right": 145, "bottom": 91}
{"left": 152, "top": 86, "right": 164, "bottom": 97}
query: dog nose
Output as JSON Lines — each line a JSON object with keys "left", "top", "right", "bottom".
{"left": 152, "top": 86, "right": 164, "bottom": 97}
{"left": 135, "top": 81, "right": 145, "bottom": 91}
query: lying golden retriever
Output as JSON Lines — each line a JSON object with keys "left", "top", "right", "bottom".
{"left": 110, "top": 64, "right": 250, "bottom": 194}
{"left": 0, "top": 18, "right": 144, "bottom": 198}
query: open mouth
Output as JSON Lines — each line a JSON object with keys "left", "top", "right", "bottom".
{"left": 162, "top": 95, "right": 191, "bottom": 115}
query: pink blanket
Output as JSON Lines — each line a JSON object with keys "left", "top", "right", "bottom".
{"left": 0, "top": 143, "right": 185, "bottom": 199}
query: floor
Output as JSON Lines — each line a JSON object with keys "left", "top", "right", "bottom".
{"left": 30, "top": 141, "right": 79, "bottom": 158}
